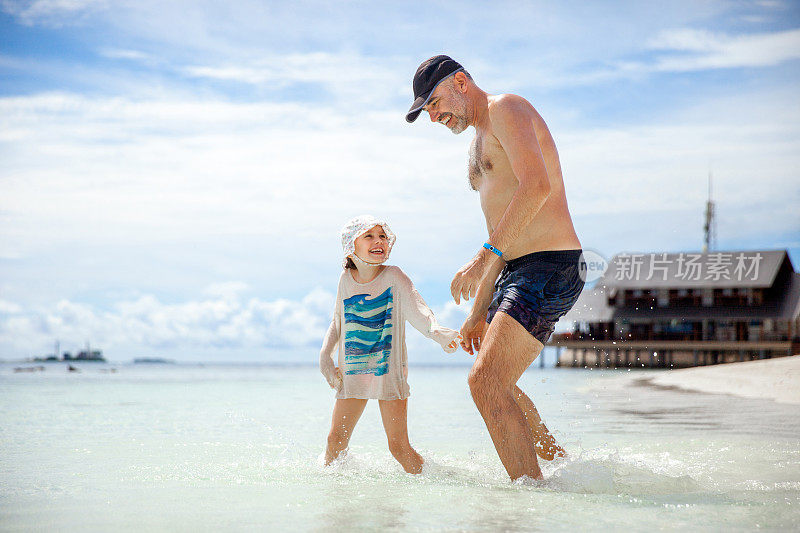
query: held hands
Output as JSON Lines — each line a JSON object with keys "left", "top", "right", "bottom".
{"left": 459, "top": 311, "right": 488, "bottom": 355}
{"left": 443, "top": 333, "right": 463, "bottom": 354}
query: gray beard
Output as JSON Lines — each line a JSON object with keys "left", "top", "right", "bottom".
{"left": 449, "top": 117, "right": 468, "bottom": 134}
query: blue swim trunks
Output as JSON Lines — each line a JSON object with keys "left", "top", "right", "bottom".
{"left": 486, "top": 249, "right": 585, "bottom": 345}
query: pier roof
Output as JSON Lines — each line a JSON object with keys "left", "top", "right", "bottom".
{"left": 561, "top": 249, "right": 800, "bottom": 324}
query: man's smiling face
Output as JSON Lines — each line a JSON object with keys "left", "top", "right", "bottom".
{"left": 423, "top": 79, "right": 469, "bottom": 135}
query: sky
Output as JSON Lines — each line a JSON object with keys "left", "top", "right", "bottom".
{"left": 1, "top": 0, "right": 799, "bottom": 362}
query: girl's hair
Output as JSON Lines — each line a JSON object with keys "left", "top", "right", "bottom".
{"left": 344, "top": 257, "right": 356, "bottom": 270}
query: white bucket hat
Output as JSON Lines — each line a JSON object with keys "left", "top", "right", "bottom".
{"left": 340, "top": 215, "right": 396, "bottom": 268}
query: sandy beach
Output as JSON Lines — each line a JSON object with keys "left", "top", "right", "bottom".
{"left": 643, "top": 354, "right": 800, "bottom": 405}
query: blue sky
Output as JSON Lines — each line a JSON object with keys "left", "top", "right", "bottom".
{"left": 1, "top": 0, "right": 799, "bottom": 362}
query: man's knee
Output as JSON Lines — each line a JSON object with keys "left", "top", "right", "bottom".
{"left": 469, "top": 374, "right": 514, "bottom": 424}
{"left": 468, "top": 362, "right": 506, "bottom": 410}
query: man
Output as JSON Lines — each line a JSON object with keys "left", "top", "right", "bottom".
{"left": 406, "top": 55, "right": 585, "bottom": 480}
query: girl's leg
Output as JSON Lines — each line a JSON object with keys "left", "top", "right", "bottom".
{"left": 325, "top": 398, "right": 368, "bottom": 465}
{"left": 378, "top": 398, "right": 424, "bottom": 474}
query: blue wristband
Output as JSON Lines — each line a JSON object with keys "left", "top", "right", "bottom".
{"left": 483, "top": 242, "right": 502, "bottom": 257}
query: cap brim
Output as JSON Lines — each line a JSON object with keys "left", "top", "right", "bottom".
{"left": 405, "top": 93, "right": 430, "bottom": 123}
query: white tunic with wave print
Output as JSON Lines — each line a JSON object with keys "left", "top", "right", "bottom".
{"left": 320, "top": 266, "right": 460, "bottom": 400}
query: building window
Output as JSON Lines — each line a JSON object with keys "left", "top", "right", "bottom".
{"left": 657, "top": 289, "right": 669, "bottom": 307}
{"left": 702, "top": 288, "right": 713, "bottom": 306}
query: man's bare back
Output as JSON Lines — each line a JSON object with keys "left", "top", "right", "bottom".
{"left": 469, "top": 94, "right": 581, "bottom": 260}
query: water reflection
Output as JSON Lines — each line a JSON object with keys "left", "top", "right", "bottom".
{"left": 315, "top": 482, "right": 408, "bottom": 532}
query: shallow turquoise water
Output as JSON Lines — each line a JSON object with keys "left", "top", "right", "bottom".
{"left": 1, "top": 360, "right": 798, "bottom": 531}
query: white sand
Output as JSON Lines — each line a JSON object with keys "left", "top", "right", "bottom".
{"left": 645, "top": 354, "right": 800, "bottom": 405}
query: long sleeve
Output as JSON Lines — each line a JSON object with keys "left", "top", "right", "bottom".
{"left": 396, "top": 268, "right": 460, "bottom": 353}
{"left": 319, "top": 280, "right": 343, "bottom": 389}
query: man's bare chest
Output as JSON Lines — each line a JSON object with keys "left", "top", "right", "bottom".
{"left": 468, "top": 132, "right": 507, "bottom": 191}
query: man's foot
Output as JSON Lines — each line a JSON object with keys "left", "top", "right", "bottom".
{"left": 534, "top": 434, "right": 567, "bottom": 461}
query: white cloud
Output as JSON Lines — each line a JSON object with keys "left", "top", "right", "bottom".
{"left": 646, "top": 28, "right": 800, "bottom": 71}
{"left": 182, "top": 51, "right": 407, "bottom": 108}
{"left": 1, "top": 84, "right": 797, "bottom": 308}
{"left": 184, "top": 52, "right": 398, "bottom": 86}
{"left": 1, "top": 0, "right": 106, "bottom": 25}
{"left": 755, "top": 0, "right": 785, "bottom": 8}
{"left": 0, "top": 91, "right": 474, "bottom": 255}
{"left": 530, "top": 27, "right": 800, "bottom": 87}
{"left": 99, "top": 48, "right": 152, "bottom": 61}
{"left": 0, "top": 299, "right": 22, "bottom": 314}
{"left": 203, "top": 281, "right": 251, "bottom": 300}
{"left": 0, "top": 284, "right": 476, "bottom": 362}
{"left": 0, "top": 284, "right": 337, "bottom": 359}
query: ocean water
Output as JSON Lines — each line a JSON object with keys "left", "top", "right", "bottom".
{"left": 1, "top": 359, "right": 799, "bottom": 532}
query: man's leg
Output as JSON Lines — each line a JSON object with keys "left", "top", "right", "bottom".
{"left": 325, "top": 398, "right": 368, "bottom": 465}
{"left": 378, "top": 398, "right": 424, "bottom": 474}
{"left": 512, "top": 386, "right": 566, "bottom": 460}
{"left": 468, "top": 310, "right": 544, "bottom": 480}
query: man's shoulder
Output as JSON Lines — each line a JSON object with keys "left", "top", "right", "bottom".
{"left": 486, "top": 94, "right": 536, "bottom": 137}
{"left": 488, "top": 93, "right": 535, "bottom": 117}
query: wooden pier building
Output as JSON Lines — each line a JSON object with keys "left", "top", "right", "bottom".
{"left": 550, "top": 249, "right": 800, "bottom": 368}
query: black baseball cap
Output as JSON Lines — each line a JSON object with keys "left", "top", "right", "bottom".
{"left": 405, "top": 55, "right": 464, "bottom": 123}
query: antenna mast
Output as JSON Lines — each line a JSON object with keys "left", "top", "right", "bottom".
{"left": 703, "top": 172, "right": 715, "bottom": 252}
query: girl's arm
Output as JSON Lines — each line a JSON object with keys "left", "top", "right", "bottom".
{"left": 396, "top": 269, "right": 460, "bottom": 353}
{"left": 319, "top": 279, "right": 343, "bottom": 389}
{"left": 319, "top": 317, "right": 341, "bottom": 389}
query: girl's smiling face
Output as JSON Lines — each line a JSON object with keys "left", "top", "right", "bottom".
{"left": 352, "top": 225, "right": 389, "bottom": 263}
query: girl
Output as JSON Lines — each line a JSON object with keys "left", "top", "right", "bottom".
{"left": 319, "top": 215, "right": 461, "bottom": 474}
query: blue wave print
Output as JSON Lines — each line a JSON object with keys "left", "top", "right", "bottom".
{"left": 343, "top": 289, "right": 393, "bottom": 314}
{"left": 343, "top": 288, "right": 393, "bottom": 377}
{"left": 345, "top": 359, "right": 389, "bottom": 376}
{"left": 344, "top": 328, "right": 392, "bottom": 343}
{"left": 344, "top": 288, "right": 392, "bottom": 310}
{"left": 345, "top": 350, "right": 391, "bottom": 364}
{"left": 346, "top": 366, "right": 388, "bottom": 376}
{"left": 343, "top": 311, "right": 392, "bottom": 328}
{"left": 344, "top": 336, "right": 392, "bottom": 356}
{"left": 346, "top": 367, "right": 388, "bottom": 376}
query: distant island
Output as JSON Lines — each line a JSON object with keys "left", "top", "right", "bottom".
{"left": 33, "top": 346, "right": 106, "bottom": 363}
{"left": 133, "top": 358, "right": 175, "bottom": 364}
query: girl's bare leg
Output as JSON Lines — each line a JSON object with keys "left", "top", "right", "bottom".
{"left": 325, "top": 398, "right": 368, "bottom": 465}
{"left": 378, "top": 398, "right": 424, "bottom": 474}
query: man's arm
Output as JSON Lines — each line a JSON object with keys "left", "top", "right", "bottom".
{"left": 470, "top": 258, "right": 505, "bottom": 315}
{"left": 450, "top": 95, "right": 551, "bottom": 304}
{"left": 484, "top": 95, "right": 551, "bottom": 253}
{"left": 459, "top": 256, "right": 505, "bottom": 354}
